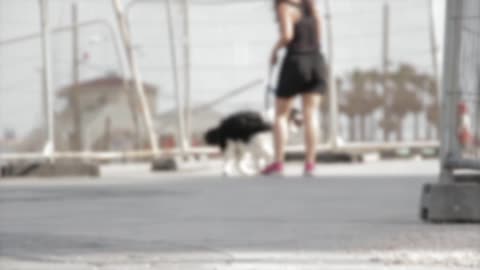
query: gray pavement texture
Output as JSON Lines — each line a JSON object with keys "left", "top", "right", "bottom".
{"left": 0, "top": 160, "right": 479, "bottom": 270}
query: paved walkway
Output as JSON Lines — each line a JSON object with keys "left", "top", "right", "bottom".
{"left": 0, "top": 160, "right": 479, "bottom": 269}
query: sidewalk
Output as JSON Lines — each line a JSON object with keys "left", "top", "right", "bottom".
{"left": 0, "top": 160, "right": 478, "bottom": 269}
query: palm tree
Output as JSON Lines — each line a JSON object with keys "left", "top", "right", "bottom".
{"left": 425, "top": 77, "right": 439, "bottom": 140}
{"left": 426, "top": 100, "right": 439, "bottom": 140}
{"left": 363, "top": 70, "right": 383, "bottom": 141}
{"left": 338, "top": 70, "right": 382, "bottom": 141}
{"left": 408, "top": 73, "right": 425, "bottom": 141}
{"left": 338, "top": 65, "right": 437, "bottom": 143}
{"left": 411, "top": 73, "right": 437, "bottom": 140}
{"left": 319, "top": 84, "right": 331, "bottom": 142}
{"left": 389, "top": 73, "right": 408, "bottom": 141}
{"left": 389, "top": 64, "right": 424, "bottom": 141}
{"left": 338, "top": 78, "right": 357, "bottom": 141}
{"left": 379, "top": 114, "right": 399, "bottom": 141}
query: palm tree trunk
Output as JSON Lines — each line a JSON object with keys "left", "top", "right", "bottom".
{"left": 414, "top": 113, "right": 420, "bottom": 140}
{"left": 368, "top": 115, "right": 375, "bottom": 141}
{"left": 360, "top": 115, "right": 366, "bottom": 141}
{"left": 397, "top": 119, "right": 403, "bottom": 141}
{"left": 383, "top": 129, "right": 389, "bottom": 142}
{"left": 426, "top": 122, "right": 432, "bottom": 140}
{"left": 348, "top": 116, "right": 355, "bottom": 142}
{"left": 321, "top": 111, "right": 329, "bottom": 141}
{"left": 382, "top": 109, "right": 390, "bottom": 142}
{"left": 365, "top": 116, "right": 370, "bottom": 141}
{"left": 372, "top": 116, "right": 377, "bottom": 141}
{"left": 354, "top": 116, "right": 359, "bottom": 141}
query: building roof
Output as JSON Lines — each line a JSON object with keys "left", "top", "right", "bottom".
{"left": 57, "top": 75, "right": 158, "bottom": 98}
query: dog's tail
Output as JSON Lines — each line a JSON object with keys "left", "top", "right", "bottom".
{"left": 240, "top": 112, "right": 272, "bottom": 134}
{"left": 250, "top": 121, "right": 272, "bottom": 134}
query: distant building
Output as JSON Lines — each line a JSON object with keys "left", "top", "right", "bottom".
{"left": 15, "top": 75, "right": 225, "bottom": 152}
{"left": 55, "top": 76, "right": 158, "bottom": 151}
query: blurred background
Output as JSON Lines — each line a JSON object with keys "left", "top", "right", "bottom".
{"left": 0, "top": 0, "right": 462, "bottom": 159}
{"left": 2, "top": 2, "right": 480, "bottom": 267}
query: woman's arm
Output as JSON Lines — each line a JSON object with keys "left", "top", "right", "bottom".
{"left": 270, "top": 3, "right": 294, "bottom": 66}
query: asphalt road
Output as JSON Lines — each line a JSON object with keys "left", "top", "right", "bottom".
{"left": 0, "top": 160, "right": 479, "bottom": 269}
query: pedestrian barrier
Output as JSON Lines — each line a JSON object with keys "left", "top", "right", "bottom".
{"left": 421, "top": 0, "right": 480, "bottom": 223}
{"left": 441, "top": 0, "right": 480, "bottom": 172}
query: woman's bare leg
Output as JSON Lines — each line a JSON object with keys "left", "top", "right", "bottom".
{"left": 302, "top": 92, "right": 321, "bottom": 164}
{"left": 274, "top": 97, "right": 295, "bottom": 163}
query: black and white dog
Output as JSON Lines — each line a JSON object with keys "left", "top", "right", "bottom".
{"left": 205, "top": 109, "right": 302, "bottom": 176}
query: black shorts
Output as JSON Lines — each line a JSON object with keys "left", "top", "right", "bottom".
{"left": 276, "top": 51, "right": 328, "bottom": 98}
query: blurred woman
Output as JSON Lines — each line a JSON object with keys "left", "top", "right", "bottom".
{"left": 262, "top": 0, "right": 327, "bottom": 176}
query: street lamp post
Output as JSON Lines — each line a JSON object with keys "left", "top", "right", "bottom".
{"left": 324, "top": 0, "right": 338, "bottom": 149}
{"left": 165, "top": 0, "right": 188, "bottom": 156}
{"left": 39, "top": 0, "right": 55, "bottom": 162}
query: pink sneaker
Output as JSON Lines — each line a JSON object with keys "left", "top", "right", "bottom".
{"left": 261, "top": 162, "right": 284, "bottom": 176}
{"left": 304, "top": 162, "right": 316, "bottom": 177}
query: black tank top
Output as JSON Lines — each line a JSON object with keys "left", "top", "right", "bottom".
{"left": 282, "top": 0, "right": 319, "bottom": 53}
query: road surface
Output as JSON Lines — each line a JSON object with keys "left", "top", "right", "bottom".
{"left": 0, "top": 160, "right": 479, "bottom": 269}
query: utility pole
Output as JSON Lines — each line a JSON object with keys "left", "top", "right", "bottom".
{"left": 39, "top": 0, "right": 55, "bottom": 161}
{"left": 72, "top": 4, "right": 79, "bottom": 85}
{"left": 382, "top": 1, "right": 391, "bottom": 142}
{"left": 112, "top": 0, "right": 160, "bottom": 156}
{"left": 324, "top": 0, "right": 338, "bottom": 149}
{"left": 183, "top": 0, "right": 192, "bottom": 148}
{"left": 427, "top": 0, "right": 440, "bottom": 97}
{"left": 382, "top": 1, "right": 390, "bottom": 85}
{"left": 166, "top": 0, "right": 188, "bottom": 156}
{"left": 71, "top": 3, "right": 83, "bottom": 151}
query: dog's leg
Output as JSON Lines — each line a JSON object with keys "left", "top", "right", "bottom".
{"left": 223, "top": 141, "right": 236, "bottom": 177}
{"left": 234, "top": 142, "right": 251, "bottom": 176}
{"left": 253, "top": 152, "right": 265, "bottom": 172}
{"left": 251, "top": 133, "right": 275, "bottom": 173}
{"left": 261, "top": 141, "right": 275, "bottom": 164}
{"left": 256, "top": 148, "right": 273, "bottom": 173}
{"left": 249, "top": 144, "right": 264, "bottom": 173}
{"left": 239, "top": 151, "right": 257, "bottom": 176}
